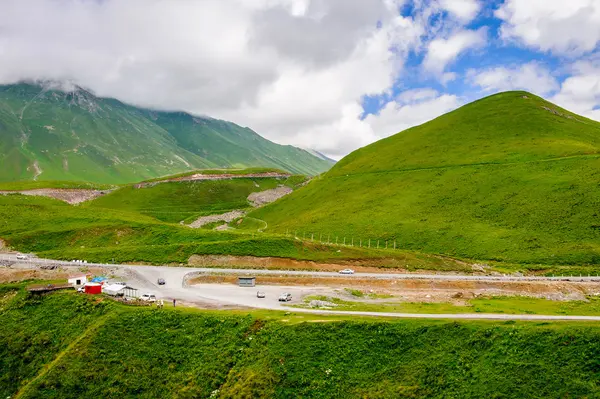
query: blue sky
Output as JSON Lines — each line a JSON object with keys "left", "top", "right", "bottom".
{"left": 1, "top": 0, "right": 599, "bottom": 158}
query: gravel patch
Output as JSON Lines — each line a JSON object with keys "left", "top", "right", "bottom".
{"left": 0, "top": 189, "right": 109, "bottom": 204}
{"left": 247, "top": 185, "right": 293, "bottom": 207}
{"left": 188, "top": 210, "right": 245, "bottom": 228}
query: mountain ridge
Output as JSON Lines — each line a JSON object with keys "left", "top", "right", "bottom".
{"left": 0, "top": 82, "right": 333, "bottom": 183}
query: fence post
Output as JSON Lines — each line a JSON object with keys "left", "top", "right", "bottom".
{"left": 312, "top": 233, "right": 314, "bottom": 241}
{"left": 368, "top": 239, "right": 371, "bottom": 248}
{"left": 344, "top": 237, "right": 346, "bottom": 245}
{"left": 394, "top": 241, "right": 396, "bottom": 250}
{"left": 327, "top": 234, "right": 330, "bottom": 244}
{"left": 351, "top": 237, "right": 354, "bottom": 247}
{"left": 377, "top": 240, "right": 379, "bottom": 249}
{"left": 360, "top": 239, "right": 362, "bottom": 247}
{"left": 336, "top": 236, "right": 338, "bottom": 245}
{"left": 295, "top": 231, "right": 297, "bottom": 238}
{"left": 386, "top": 241, "right": 388, "bottom": 249}
{"left": 320, "top": 233, "right": 322, "bottom": 242}
{"left": 303, "top": 232, "right": 305, "bottom": 239}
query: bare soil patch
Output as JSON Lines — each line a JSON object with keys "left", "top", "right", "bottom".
{"left": 0, "top": 189, "right": 109, "bottom": 204}
{"left": 0, "top": 265, "right": 107, "bottom": 284}
{"left": 188, "top": 254, "right": 415, "bottom": 273}
{"left": 136, "top": 172, "right": 291, "bottom": 188}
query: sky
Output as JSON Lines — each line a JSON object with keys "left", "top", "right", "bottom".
{"left": 1, "top": 0, "right": 600, "bottom": 159}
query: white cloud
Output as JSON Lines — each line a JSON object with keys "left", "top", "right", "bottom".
{"left": 439, "top": 0, "right": 481, "bottom": 23}
{"left": 551, "top": 60, "right": 600, "bottom": 119}
{"left": 423, "top": 28, "right": 487, "bottom": 75}
{"left": 468, "top": 62, "right": 560, "bottom": 96}
{"left": 364, "top": 89, "right": 462, "bottom": 138}
{"left": 0, "top": 0, "right": 427, "bottom": 158}
{"left": 497, "top": 0, "right": 600, "bottom": 55}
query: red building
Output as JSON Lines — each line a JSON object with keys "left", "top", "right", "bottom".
{"left": 84, "top": 283, "right": 102, "bottom": 295}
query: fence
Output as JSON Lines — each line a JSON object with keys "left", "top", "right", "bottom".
{"left": 284, "top": 229, "right": 399, "bottom": 251}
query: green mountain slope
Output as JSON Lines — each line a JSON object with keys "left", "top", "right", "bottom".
{"left": 251, "top": 91, "right": 600, "bottom": 265}
{"left": 0, "top": 83, "right": 332, "bottom": 183}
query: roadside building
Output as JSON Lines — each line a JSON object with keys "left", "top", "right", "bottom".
{"left": 238, "top": 276, "right": 256, "bottom": 287}
{"left": 104, "top": 283, "right": 126, "bottom": 296}
{"left": 84, "top": 283, "right": 102, "bottom": 295}
{"left": 67, "top": 274, "right": 89, "bottom": 287}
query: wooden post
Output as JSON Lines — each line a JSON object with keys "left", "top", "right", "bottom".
{"left": 311, "top": 233, "right": 314, "bottom": 241}
{"left": 351, "top": 237, "right": 354, "bottom": 246}
{"left": 377, "top": 240, "right": 379, "bottom": 249}
{"left": 336, "top": 236, "right": 338, "bottom": 244}
{"left": 368, "top": 239, "right": 371, "bottom": 248}
{"left": 394, "top": 241, "right": 396, "bottom": 249}
{"left": 344, "top": 237, "right": 346, "bottom": 245}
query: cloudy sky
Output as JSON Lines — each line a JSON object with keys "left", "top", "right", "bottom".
{"left": 1, "top": 0, "right": 600, "bottom": 158}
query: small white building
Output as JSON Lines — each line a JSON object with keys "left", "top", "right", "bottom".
{"left": 68, "top": 274, "right": 88, "bottom": 287}
{"left": 103, "top": 283, "right": 127, "bottom": 296}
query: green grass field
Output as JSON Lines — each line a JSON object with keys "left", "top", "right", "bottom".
{"left": 86, "top": 175, "right": 305, "bottom": 223}
{"left": 299, "top": 294, "right": 600, "bottom": 316}
{"left": 3, "top": 287, "right": 600, "bottom": 398}
{"left": 251, "top": 91, "right": 600, "bottom": 266}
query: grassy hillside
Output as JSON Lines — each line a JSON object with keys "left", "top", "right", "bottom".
{"left": 0, "top": 194, "right": 460, "bottom": 271}
{"left": 0, "top": 83, "right": 332, "bottom": 184}
{"left": 86, "top": 175, "right": 306, "bottom": 223}
{"left": 251, "top": 91, "right": 600, "bottom": 265}
{"left": 3, "top": 288, "right": 600, "bottom": 398}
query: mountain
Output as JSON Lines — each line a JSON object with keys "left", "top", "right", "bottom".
{"left": 251, "top": 91, "right": 600, "bottom": 265}
{"left": 0, "top": 83, "right": 333, "bottom": 183}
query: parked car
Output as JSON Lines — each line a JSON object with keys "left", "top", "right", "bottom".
{"left": 157, "top": 278, "right": 166, "bottom": 285}
{"left": 338, "top": 269, "right": 355, "bottom": 275}
{"left": 257, "top": 291, "right": 266, "bottom": 298}
{"left": 278, "top": 292, "right": 292, "bottom": 302}
{"left": 16, "top": 254, "right": 28, "bottom": 260}
{"left": 140, "top": 294, "right": 157, "bottom": 302}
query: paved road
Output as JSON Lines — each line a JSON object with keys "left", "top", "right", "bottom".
{"left": 4, "top": 253, "right": 600, "bottom": 321}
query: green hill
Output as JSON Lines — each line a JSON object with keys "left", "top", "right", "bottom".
{"left": 86, "top": 173, "right": 307, "bottom": 224}
{"left": 3, "top": 288, "right": 600, "bottom": 398}
{"left": 0, "top": 83, "right": 332, "bottom": 184}
{"left": 251, "top": 91, "right": 600, "bottom": 265}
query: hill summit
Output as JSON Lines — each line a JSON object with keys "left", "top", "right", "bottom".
{"left": 0, "top": 83, "right": 333, "bottom": 183}
{"left": 251, "top": 91, "right": 600, "bottom": 265}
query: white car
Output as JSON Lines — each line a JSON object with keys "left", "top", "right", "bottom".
{"left": 338, "top": 269, "right": 355, "bottom": 275}
{"left": 140, "top": 294, "right": 157, "bottom": 302}
{"left": 16, "top": 254, "right": 28, "bottom": 260}
{"left": 278, "top": 293, "right": 292, "bottom": 302}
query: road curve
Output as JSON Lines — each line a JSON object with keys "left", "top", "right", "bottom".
{"left": 4, "top": 253, "right": 600, "bottom": 321}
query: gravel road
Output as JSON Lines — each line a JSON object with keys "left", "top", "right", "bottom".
{"left": 4, "top": 254, "right": 600, "bottom": 321}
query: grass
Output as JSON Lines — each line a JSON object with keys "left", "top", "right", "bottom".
{"left": 0, "top": 194, "right": 463, "bottom": 271}
{"left": 3, "top": 286, "right": 600, "bottom": 398}
{"left": 86, "top": 175, "right": 306, "bottom": 223}
{"left": 0, "top": 180, "right": 116, "bottom": 191}
{"left": 252, "top": 91, "right": 600, "bottom": 266}
{"left": 299, "top": 295, "right": 600, "bottom": 316}
{"left": 0, "top": 288, "right": 115, "bottom": 397}
{"left": 139, "top": 167, "right": 289, "bottom": 183}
